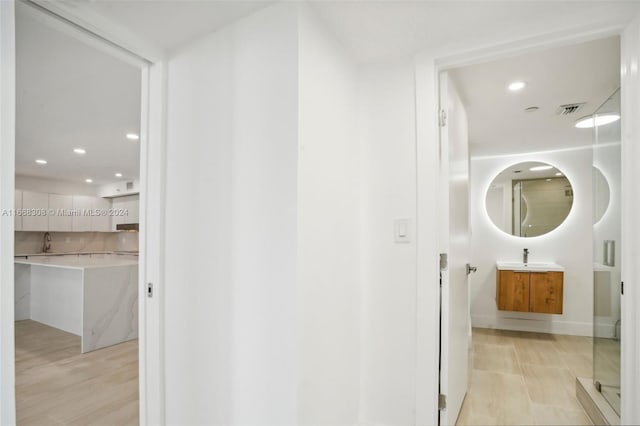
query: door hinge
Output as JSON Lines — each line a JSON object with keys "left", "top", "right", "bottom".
{"left": 438, "top": 393, "right": 447, "bottom": 410}
{"left": 440, "top": 253, "right": 448, "bottom": 271}
{"left": 439, "top": 109, "right": 447, "bottom": 127}
{"left": 147, "top": 282, "right": 153, "bottom": 298}
{"left": 621, "top": 281, "right": 624, "bottom": 295}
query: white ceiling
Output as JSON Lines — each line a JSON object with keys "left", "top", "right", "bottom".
{"left": 449, "top": 36, "right": 620, "bottom": 157}
{"left": 65, "top": 1, "right": 640, "bottom": 63}
{"left": 64, "top": 0, "right": 273, "bottom": 54}
{"left": 16, "top": 4, "right": 141, "bottom": 186}
{"left": 310, "top": 1, "right": 639, "bottom": 63}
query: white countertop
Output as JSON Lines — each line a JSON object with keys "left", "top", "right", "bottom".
{"left": 15, "top": 255, "right": 138, "bottom": 270}
{"left": 14, "top": 251, "right": 138, "bottom": 257}
{"left": 496, "top": 261, "right": 565, "bottom": 272}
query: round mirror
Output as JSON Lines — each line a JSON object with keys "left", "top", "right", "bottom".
{"left": 486, "top": 161, "right": 574, "bottom": 238}
{"left": 593, "top": 166, "right": 610, "bottom": 224}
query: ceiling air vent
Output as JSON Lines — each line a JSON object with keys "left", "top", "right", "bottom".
{"left": 556, "top": 103, "right": 585, "bottom": 115}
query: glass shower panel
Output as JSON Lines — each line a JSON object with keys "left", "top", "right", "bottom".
{"left": 592, "top": 88, "right": 621, "bottom": 415}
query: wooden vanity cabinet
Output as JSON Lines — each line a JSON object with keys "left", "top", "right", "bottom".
{"left": 529, "top": 271, "right": 563, "bottom": 314}
{"left": 496, "top": 270, "right": 530, "bottom": 312}
{"left": 496, "top": 269, "right": 563, "bottom": 314}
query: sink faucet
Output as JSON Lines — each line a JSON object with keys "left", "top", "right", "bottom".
{"left": 43, "top": 232, "right": 51, "bottom": 253}
{"left": 523, "top": 248, "right": 529, "bottom": 264}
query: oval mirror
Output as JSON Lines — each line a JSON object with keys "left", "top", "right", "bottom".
{"left": 486, "top": 161, "right": 574, "bottom": 238}
{"left": 593, "top": 166, "right": 610, "bottom": 224}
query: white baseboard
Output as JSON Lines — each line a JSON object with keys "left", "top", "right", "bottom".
{"left": 472, "top": 314, "right": 593, "bottom": 336}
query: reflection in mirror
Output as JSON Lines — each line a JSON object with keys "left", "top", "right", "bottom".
{"left": 593, "top": 166, "right": 610, "bottom": 224}
{"left": 486, "top": 161, "right": 574, "bottom": 237}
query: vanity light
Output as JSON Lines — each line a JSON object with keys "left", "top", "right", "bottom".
{"left": 115, "top": 173, "right": 123, "bottom": 178}
{"left": 508, "top": 81, "right": 527, "bottom": 92}
{"left": 35, "top": 159, "right": 47, "bottom": 165}
{"left": 85, "top": 178, "right": 93, "bottom": 183}
{"left": 575, "top": 113, "right": 620, "bottom": 129}
{"left": 126, "top": 133, "right": 139, "bottom": 140}
{"left": 73, "top": 148, "right": 86, "bottom": 154}
{"left": 530, "top": 165, "right": 553, "bottom": 171}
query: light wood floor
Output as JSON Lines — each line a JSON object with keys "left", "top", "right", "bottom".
{"left": 456, "top": 328, "right": 593, "bottom": 426}
{"left": 15, "top": 320, "right": 139, "bottom": 426}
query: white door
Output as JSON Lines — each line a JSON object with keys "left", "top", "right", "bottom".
{"left": 438, "top": 72, "right": 472, "bottom": 426}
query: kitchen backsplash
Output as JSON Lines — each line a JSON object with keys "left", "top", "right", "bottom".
{"left": 15, "top": 231, "right": 138, "bottom": 255}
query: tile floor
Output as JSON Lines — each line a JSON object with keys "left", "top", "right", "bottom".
{"left": 456, "top": 328, "right": 594, "bottom": 425}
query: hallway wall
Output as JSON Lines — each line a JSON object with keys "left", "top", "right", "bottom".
{"left": 164, "top": 3, "right": 362, "bottom": 425}
{"left": 358, "top": 59, "right": 418, "bottom": 426}
{"left": 164, "top": 4, "right": 299, "bottom": 424}
{"left": 297, "top": 6, "right": 360, "bottom": 425}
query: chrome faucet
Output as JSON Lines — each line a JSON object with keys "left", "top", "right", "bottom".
{"left": 43, "top": 232, "right": 51, "bottom": 253}
{"left": 523, "top": 248, "right": 529, "bottom": 264}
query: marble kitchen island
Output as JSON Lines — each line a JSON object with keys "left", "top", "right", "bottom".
{"left": 15, "top": 254, "right": 138, "bottom": 353}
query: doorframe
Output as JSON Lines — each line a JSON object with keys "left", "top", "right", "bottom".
{"left": 0, "top": 1, "right": 167, "bottom": 424}
{"left": 415, "top": 21, "right": 640, "bottom": 426}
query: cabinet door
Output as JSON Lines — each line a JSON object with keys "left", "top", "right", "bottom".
{"left": 497, "top": 270, "right": 530, "bottom": 312}
{"left": 48, "top": 194, "right": 73, "bottom": 231}
{"left": 530, "top": 272, "right": 563, "bottom": 314}
{"left": 14, "top": 190, "right": 22, "bottom": 231}
{"left": 72, "top": 196, "right": 93, "bottom": 232}
{"left": 22, "top": 191, "right": 49, "bottom": 231}
{"left": 111, "top": 194, "right": 139, "bottom": 230}
{"left": 91, "top": 197, "right": 112, "bottom": 232}
{"left": 126, "top": 194, "right": 139, "bottom": 223}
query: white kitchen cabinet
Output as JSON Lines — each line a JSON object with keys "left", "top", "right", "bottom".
{"left": 14, "top": 190, "right": 22, "bottom": 231}
{"left": 22, "top": 191, "right": 49, "bottom": 231}
{"left": 72, "top": 195, "right": 93, "bottom": 232}
{"left": 92, "top": 197, "right": 112, "bottom": 232}
{"left": 48, "top": 194, "right": 73, "bottom": 232}
{"left": 111, "top": 194, "right": 139, "bottom": 231}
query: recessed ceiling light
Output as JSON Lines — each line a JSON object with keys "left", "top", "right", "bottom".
{"left": 115, "top": 173, "right": 123, "bottom": 178}
{"left": 508, "top": 81, "right": 527, "bottom": 92}
{"left": 85, "top": 178, "right": 93, "bottom": 183}
{"left": 35, "top": 159, "right": 47, "bottom": 165}
{"left": 530, "top": 165, "right": 553, "bottom": 171}
{"left": 575, "top": 114, "right": 620, "bottom": 129}
{"left": 126, "top": 133, "right": 139, "bottom": 140}
{"left": 73, "top": 148, "right": 86, "bottom": 154}
{"left": 556, "top": 172, "right": 563, "bottom": 176}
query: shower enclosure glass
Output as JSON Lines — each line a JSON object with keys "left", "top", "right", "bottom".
{"left": 592, "top": 88, "right": 621, "bottom": 415}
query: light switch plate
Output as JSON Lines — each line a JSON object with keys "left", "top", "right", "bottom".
{"left": 394, "top": 218, "right": 411, "bottom": 243}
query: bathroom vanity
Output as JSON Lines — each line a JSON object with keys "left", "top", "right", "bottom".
{"left": 496, "top": 262, "right": 564, "bottom": 314}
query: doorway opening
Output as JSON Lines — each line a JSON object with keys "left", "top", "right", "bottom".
{"left": 437, "top": 35, "right": 621, "bottom": 425}
{"left": 12, "top": 1, "right": 150, "bottom": 424}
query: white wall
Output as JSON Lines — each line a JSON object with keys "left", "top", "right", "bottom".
{"left": 358, "top": 60, "right": 418, "bottom": 426}
{"left": 297, "top": 7, "right": 360, "bottom": 425}
{"left": 164, "top": 4, "right": 299, "bottom": 424}
{"left": 470, "top": 147, "right": 593, "bottom": 335}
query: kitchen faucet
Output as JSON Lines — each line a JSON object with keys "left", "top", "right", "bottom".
{"left": 43, "top": 232, "right": 51, "bottom": 253}
{"left": 523, "top": 248, "right": 529, "bottom": 264}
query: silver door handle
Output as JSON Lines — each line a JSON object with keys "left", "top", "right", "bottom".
{"left": 466, "top": 264, "right": 478, "bottom": 275}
